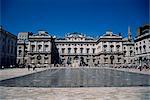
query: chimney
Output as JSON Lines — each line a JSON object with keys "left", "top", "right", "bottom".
{"left": 128, "top": 26, "right": 132, "bottom": 41}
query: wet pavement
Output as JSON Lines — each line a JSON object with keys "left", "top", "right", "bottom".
{"left": 0, "top": 68, "right": 150, "bottom": 87}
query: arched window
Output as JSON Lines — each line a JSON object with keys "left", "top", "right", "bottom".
{"left": 130, "top": 50, "right": 133, "bottom": 56}
{"left": 68, "top": 48, "right": 71, "bottom": 54}
{"left": 44, "top": 45, "right": 49, "bottom": 51}
{"left": 38, "top": 45, "right": 42, "bottom": 51}
{"left": 18, "top": 50, "right": 22, "bottom": 56}
{"left": 139, "top": 46, "right": 142, "bottom": 53}
{"left": 74, "top": 48, "right": 77, "bottom": 54}
{"left": 80, "top": 48, "right": 83, "bottom": 54}
{"left": 110, "top": 45, "right": 114, "bottom": 52}
{"left": 124, "top": 51, "right": 127, "bottom": 56}
{"left": 116, "top": 45, "right": 120, "bottom": 52}
{"left": 143, "top": 45, "right": 146, "bottom": 52}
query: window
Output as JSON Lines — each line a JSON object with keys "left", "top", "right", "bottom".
{"left": 143, "top": 45, "right": 146, "bottom": 52}
{"left": 45, "top": 45, "right": 48, "bottom": 47}
{"left": 25, "top": 51, "right": 27, "bottom": 56}
{"left": 130, "top": 50, "right": 133, "bottom": 56}
{"left": 104, "top": 58, "right": 107, "bottom": 62}
{"left": 110, "top": 45, "right": 114, "bottom": 52}
{"left": 45, "top": 45, "right": 49, "bottom": 51}
{"left": 103, "top": 45, "right": 107, "bottom": 51}
{"left": 74, "top": 48, "right": 77, "bottom": 53}
{"left": 38, "top": 45, "right": 42, "bottom": 51}
{"left": 86, "top": 48, "right": 89, "bottom": 54}
{"left": 68, "top": 48, "right": 71, "bottom": 54}
{"left": 124, "top": 51, "right": 126, "bottom": 56}
{"left": 31, "top": 58, "right": 34, "bottom": 63}
{"left": 87, "top": 59, "right": 89, "bottom": 62}
{"left": 80, "top": 48, "right": 83, "bottom": 54}
{"left": 93, "top": 59, "right": 95, "bottom": 62}
{"left": 44, "top": 58, "right": 48, "bottom": 64}
{"left": 19, "top": 46, "right": 22, "bottom": 49}
{"left": 136, "top": 47, "right": 138, "bottom": 51}
{"left": 116, "top": 45, "right": 120, "bottom": 51}
{"left": 124, "top": 60, "right": 126, "bottom": 63}
{"left": 103, "top": 45, "right": 107, "bottom": 48}
{"left": 139, "top": 46, "right": 142, "bottom": 53}
{"left": 62, "top": 48, "right": 65, "bottom": 53}
{"left": 118, "top": 58, "right": 121, "bottom": 62}
{"left": 92, "top": 48, "right": 95, "bottom": 54}
{"left": 18, "top": 50, "right": 22, "bottom": 56}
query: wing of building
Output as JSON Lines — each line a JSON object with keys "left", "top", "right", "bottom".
{"left": 0, "top": 26, "right": 17, "bottom": 68}
{"left": 134, "top": 24, "right": 150, "bottom": 66}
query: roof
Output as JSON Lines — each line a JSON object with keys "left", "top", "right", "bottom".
{"left": 66, "top": 32, "right": 85, "bottom": 38}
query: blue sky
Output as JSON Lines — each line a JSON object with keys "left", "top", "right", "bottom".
{"left": 1, "top": 0, "right": 149, "bottom": 38}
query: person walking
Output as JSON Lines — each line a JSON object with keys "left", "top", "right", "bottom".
{"left": 28, "top": 64, "right": 30, "bottom": 71}
{"left": 33, "top": 65, "right": 36, "bottom": 71}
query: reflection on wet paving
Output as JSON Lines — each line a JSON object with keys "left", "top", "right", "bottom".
{"left": 0, "top": 68, "right": 150, "bottom": 87}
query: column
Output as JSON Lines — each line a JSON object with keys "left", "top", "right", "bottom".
{"left": 49, "top": 41, "right": 51, "bottom": 64}
{"left": 28, "top": 41, "right": 31, "bottom": 51}
{"left": 107, "top": 42, "right": 109, "bottom": 51}
{"left": 49, "top": 41, "right": 51, "bottom": 52}
{"left": 114, "top": 42, "right": 116, "bottom": 52}
{"left": 35, "top": 41, "right": 37, "bottom": 52}
{"left": 42, "top": 41, "right": 44, "bottom": 52}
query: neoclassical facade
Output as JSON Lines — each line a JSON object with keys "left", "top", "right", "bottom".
{"left": 134, "top": 24, "right": 150, "bottom": 66}
{"left": 0, "top": 26, "right": 17, "bottom": 68}
{"left": 17, "top": 31, "right": 52, "bottom": 67}
{"left": 17, "top": 28, "right": 135, "bottom": 67}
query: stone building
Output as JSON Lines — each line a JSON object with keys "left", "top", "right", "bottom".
{"left": 17, "top": 30, "right": 52, "bottom": 67}
{"left": 134, "top": 24, "right": 150, "bottom": 66}
{"left": 122, "top": 27, "right": 135, "bottom": 64}
{"left": 96, "top": 31, "right": 124, "bottom": 65}
{"left": 17, "top": 27, "right": 135, "bottom": 67}
{"left": 55, "top": 32, "right": 97, "bottom": 66}
{"left": 0, "top": 26, "right": 17, "bottom": 68}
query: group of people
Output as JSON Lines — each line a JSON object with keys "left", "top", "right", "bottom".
{"left": 111, "top": 64, "right": 150, "bottom": 71}
{"left": 25, "top": 63, "right": 150, "bottom": 72}
{"left": 27, "top": 64, "right": 36, "bottom": 71}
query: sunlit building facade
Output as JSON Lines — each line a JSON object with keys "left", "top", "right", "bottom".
{"left": 134, "top": 24, "right": 150, "bottom": 66}
{"left": 17, "top": 28, "right": 135, "bottom": 67}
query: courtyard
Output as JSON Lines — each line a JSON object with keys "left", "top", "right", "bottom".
{"left": 0, "top": 67, "right": 150, "bottom": 100}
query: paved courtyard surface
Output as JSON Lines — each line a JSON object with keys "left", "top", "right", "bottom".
{"left": 0, "top": 87, "right": 150, "bottom": 100}
{"left": 0, "top": 67, "right": 150, "bottom": 100}
{"left": 0, "top": 68, "right": 150, "bottom": 87}
{"left": 0, "top": 68, "right": 47, "bottom": 81}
